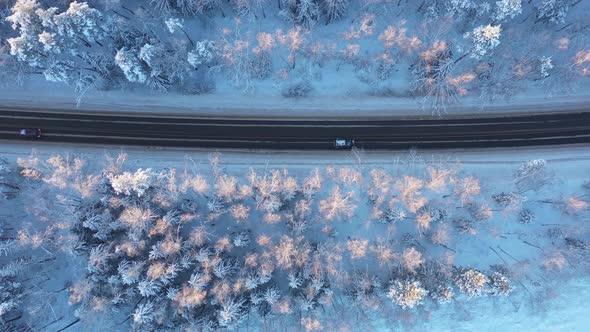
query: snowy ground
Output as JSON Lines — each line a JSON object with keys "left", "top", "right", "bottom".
{"left": 0, "top": 77, "right": 589, "bottom": 118}
{"left": 1, "top": 141, "right": 590, "bottom": 331}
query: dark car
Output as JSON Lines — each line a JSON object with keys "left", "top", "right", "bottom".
{"left": 334, "top": 139, "right": 355, "bottom": 149}
{"left": 19, "top": 128, "right": 42, "bottom": 138}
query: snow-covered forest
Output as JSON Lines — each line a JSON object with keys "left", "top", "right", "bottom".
{"left": 1, "top": 146, "right": 590, "bottom": 331}
{"left": 0, "top": 0, "right": 589, "bottom": 113}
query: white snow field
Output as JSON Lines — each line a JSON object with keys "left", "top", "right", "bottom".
{"left": 0, "top": 0, "right": 589, "bottom": 116}
{"left": 1, "top": 141, "right": 590, "bottom": 331}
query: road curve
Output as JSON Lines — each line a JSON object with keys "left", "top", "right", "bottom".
{"left": 1, "top": 107, "right": 590, "bottom": 149}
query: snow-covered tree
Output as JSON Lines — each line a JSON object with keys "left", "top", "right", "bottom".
{"left": 536, "top": 0, "right": 571, "bottom": 24}
{"left": 0, "top": 256, "right": 27, "bottom": 320}
{"left": 386, "top": 280, "right": 427, "bottom": 309}
{"left": 5, "top": 0, "right": 45, "bottom": 66}
{"left": 322, "top": 0, "right": 348, "bottom": 23}
{"left": 319, "top": 186, "right": 356, "bottom": 221}
{"left": 445, "top": 0, "right": 478, "bottom": 19}
{"left": 7, "top": 1, "right": 104, "bottom": 57}
{"left": 150, "top": 0, "right": 174, "bottom": 15}
{"left": 298, "top": 0, "right": 320, "bottom": 28}
{"left": 5, "top": 0, "right": 42, "bottom": 35}
{"left": 468, "top": 24, "right": 502, "bottom": 58}
{"left": 115, "top": 47, "right": 148, "bottom": 83}
{"left": 402, "top": 247, "right": 424, "bottom": 273}
{"left": 539, "top": 56, "right": 554, "bottom": 77}
{"left": 217, "top": 297, "right": 246, "bottom": 328}
{"left": 231, "top": 0, "right": 270, "bottom": 17}
{"left": 454, "top": 269, "right": 489, "bottom": 297}
{"left": 492, "top": 191, "right": 525, "bottom": 209}
{"left": 281, "top": 0, "right": 320, "bottom": 28}
{"left": 411, "top": 40, "right": 474, "bottom": 114}
{"left": 494, "top": 0, "right": 522, "bottom": 21}
{"left": 165, "top": 17, "right": 183, "bottom": 34}
{"left": 133, "top": 301, "right": 155, "bottom": 327}
{"left": 109, "top": 168, "right": 154, "bottom": 197}
{"left": 43, "top": 60, "right": 76, "bottom": 83}
{"left": 188, "top": 40, "right": 216, "bottom": 68}
{"left": 519, "top": 209, "right": 536, "bottom": 224}
{"left": 52, "top": 1, "right": 105, "bottom": 43}
{"left": 488, "top": 272, "right": 512, "bottom": 296}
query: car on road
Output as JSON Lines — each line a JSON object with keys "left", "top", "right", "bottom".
{"left": 19, "top": 128, "right": 42, "bottom": 139}
{"left": 334, "top": 139, "right": 355, "bottom": 149}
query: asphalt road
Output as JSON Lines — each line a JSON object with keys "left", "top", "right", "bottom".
{"left": 1, "top": 108, "right": 590, "bottom": 149}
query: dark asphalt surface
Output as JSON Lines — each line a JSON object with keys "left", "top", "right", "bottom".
{"left": 1, "top": 108, "right": 590, "bottom": 149}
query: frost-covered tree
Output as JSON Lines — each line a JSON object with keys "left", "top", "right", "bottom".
{"left": 494, "top": 0, "right": 522, "bottom": 21}
{"left": 467, "top": 24, "right": 502, "bottom": 58}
